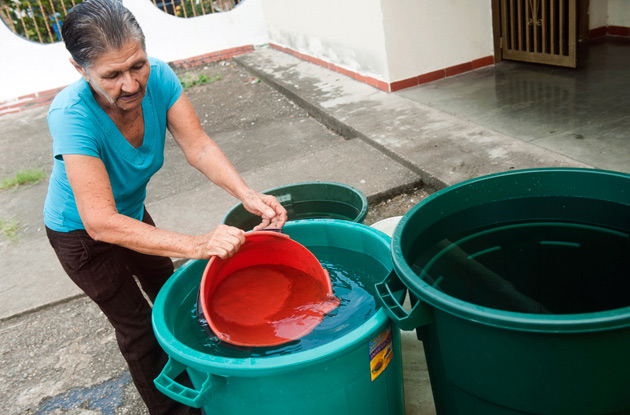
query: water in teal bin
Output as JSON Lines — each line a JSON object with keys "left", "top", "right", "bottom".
{"left": 412, "top": 219, "right": 630, "bottom": 315}
{"left": 237, "top": 201, "right": 361, "bottom": 230}
{"left": 287, "top": 201, "right": 360, "bottom": 220}
{"left": 173, "top": 246, "right": 386, "bottom": 358}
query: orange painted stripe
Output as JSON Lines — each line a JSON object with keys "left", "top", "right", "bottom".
{"left": 270, "top": 44, "right": 494, "bottom": 93}
{"left": 608, "top": 26, "right": 630, "bottom": 37}
{"left": 589, "top": 25, "right": 630, "bottom": 38}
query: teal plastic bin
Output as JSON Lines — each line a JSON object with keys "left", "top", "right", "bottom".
{"left": 222, "top": 181, "right": 368, "bottom": 231}
{"left": 153, "top": 220, "right": 404, "bottom": 415}
{"left": 376, "top": 168, "right": 630, "bottom": 414}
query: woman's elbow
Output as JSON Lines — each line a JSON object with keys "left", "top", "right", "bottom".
{"left": 82, "top": 215, "right": 117, "bottom": 243}
{"left": 84, "top": 222, "right": 108, "bottom": 242}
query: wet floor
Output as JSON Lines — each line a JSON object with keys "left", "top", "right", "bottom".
{"left": 396, "top": 39, "right": 630, "bottom": 174}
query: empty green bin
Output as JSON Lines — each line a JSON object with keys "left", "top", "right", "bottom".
{"left": 222, "top": 181, "right": 368, "bottom": 230}
{"left": 376, "top": 168, "right": 630, "bottom": 414}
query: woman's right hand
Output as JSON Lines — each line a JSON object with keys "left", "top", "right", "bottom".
{"left": 192, "top": 224, "right": 246, "bottom": 259}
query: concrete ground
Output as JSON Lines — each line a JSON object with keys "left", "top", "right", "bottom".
{"left": 1, "top": 40, "right": 626, "bottom": 414}
{"left": 396, "top": 38, "right": 630, "bottom": 175}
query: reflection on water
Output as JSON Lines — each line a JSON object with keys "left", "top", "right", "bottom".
{"left": 412, "top": 221, "right": 630, "bottom": 315}
{"left": 236, "top": 201, "right": 361, "bottom": 231}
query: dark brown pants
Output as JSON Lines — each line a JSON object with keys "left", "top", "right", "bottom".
{"left": 46, "top": 210, "right": 196, "bottom": 415}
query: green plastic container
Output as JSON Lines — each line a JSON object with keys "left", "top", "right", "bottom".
{"left": 153, "top": 220, "right": 404, "bottom": 415}
{"left": 222, "top": 182, "right": 368, "bottom": 231}
{"left": 376, "top": 168, "right": 630, "bottom": 414}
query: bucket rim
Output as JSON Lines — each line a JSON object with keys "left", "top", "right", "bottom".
{"left": 391, "top": 167, "right": 630, "bottom": 333}
{"left": 199, "top": 230, "right": 338, "bottom": 347}
{"left": 399, "top": 167, "right": 630, "bottom": 221}
{"left": 153, "top": 219, "right": 393, "bottom": 376}
{"left": 221, "top": 181, "right": 369, "bottom": 225}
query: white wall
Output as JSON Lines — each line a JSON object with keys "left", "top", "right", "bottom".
{"left": 590, "top": 0, "right": 609, "bottom": 28}
{"left": 261, "top": 0, "right": 494, "bottom": 84}
{"left": 3, "top": 0, "right": 627, "bottom": 103}
{"left": 261, "top": 0, "right": 390, "bottom": 81}
{"left": 0, "top": 0, "right": 268, "bottom": 103}
{"left": 125, "top": 0, "right": 267, "bottom": 63}
{"left": 608, "top": 0, "right": 630, "bottom": 26}
{"left": 381, "top": 0, "right": 494, "bottom": 82}
{"left": 589, "top": 0, "right": 630, "bottom": 29}
{"left": 0, "top": 28, "right": 74, "bottom": 102}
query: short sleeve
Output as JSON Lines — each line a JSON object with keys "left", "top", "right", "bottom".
{"left": 47, "top": 106, "right": 101, "bottom": 161}
{"left": 150, "top": 58, "right": 183, "bottom": 110}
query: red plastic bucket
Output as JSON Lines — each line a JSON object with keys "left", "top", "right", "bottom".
{"left": 199, "top": 231, "right": 340, "bottom": 347}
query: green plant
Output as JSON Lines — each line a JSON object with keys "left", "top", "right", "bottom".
{"left": 0, "top": 168, "right": 47, "bottom": 190}
{"left": 1, "top": 0, "right": 76, "bottom": 44}
{"left": 179, "top": 73, "right": 222, "bottom": 90}
{"left": 0, "top": 218, "right": 18, "bottom": 242}
{"left": 169, "top": 0, "right": 225, "bottom": 18}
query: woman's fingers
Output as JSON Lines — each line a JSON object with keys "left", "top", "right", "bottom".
{"left": 243, "top": 192, "right": 287, "bottom": 230}
{"left": 195, "top": 225, "right": 245, "bottom": 259}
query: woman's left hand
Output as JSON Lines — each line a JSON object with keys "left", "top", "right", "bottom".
{"left": 241, "top": 190, "right": 287, "bottom": 230}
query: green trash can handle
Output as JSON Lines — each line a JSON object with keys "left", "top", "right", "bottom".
{"left": 375, "top": 269, "right": 434, "bottom": 331}
{"left": 154, "top": 357, "right": 213, "bottom": 409}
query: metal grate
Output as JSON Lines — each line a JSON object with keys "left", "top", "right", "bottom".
{"left": 149, "top": 0, "right": 240, "bottom": 18}
{"left": 0, "top": 0, "right": 73, "bottom": 43}
{"left": 500, "top": 0, "right": 577, "bottom": 67}
{"left": 0, "top": 0, "right": 240, "bottom": 44}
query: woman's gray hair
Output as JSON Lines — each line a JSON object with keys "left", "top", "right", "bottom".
{"left": 62, "top": 0, "right": 146, "bottom": 68}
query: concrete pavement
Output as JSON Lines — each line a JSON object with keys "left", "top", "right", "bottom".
{"left": 0, "top": 47, "right": 592, "bottom": 414}
{"left": 235, "top": 47, "right": 589, "bottom": 190}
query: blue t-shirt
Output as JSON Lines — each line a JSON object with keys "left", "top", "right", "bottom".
{"left": 44, "top": 57, "right": 183, "bottom": 232}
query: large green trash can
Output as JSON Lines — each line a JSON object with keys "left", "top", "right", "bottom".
{"left": 153, "top": 220, "right": 405, "bottom": 415}
{"left": 222, "top": 181, "right": 368, "bottom": 231}
{"left": 376, "top": 168, "right": 630, "bottom": 414}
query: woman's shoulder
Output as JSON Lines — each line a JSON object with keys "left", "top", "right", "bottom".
{"left": 48, "top": 78, "right": 92, "bottom": 116}
{"left": 149, "top": 57, "right": 177, "bottom": 80}
{"left": 148, "top": 57, "right": 183, "bottom": 109}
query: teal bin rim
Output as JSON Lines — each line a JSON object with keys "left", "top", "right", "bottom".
{"left": 221, "top": 181, "right": 369, "bottom": 226}
{"left": 391, "top": 167, "right": 630, "bottom": 334}
{"left": 152, "top": 219, "right": 394, "bottom": 376}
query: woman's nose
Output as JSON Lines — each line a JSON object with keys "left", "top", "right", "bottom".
{"left": 121, "top": 72, "right": 138, "bottom": 93}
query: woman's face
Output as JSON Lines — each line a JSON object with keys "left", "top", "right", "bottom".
{"left": 76, "top": 40, "right": 150, "bottom": 113}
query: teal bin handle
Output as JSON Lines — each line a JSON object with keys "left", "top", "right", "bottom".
{"left": 154, "top": 357, "right": 213, "bottom": 409}
{"left": 375, "top": 269, "right": 434, "bottom": 331}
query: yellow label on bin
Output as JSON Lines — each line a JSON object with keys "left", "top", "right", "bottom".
{"left": 369, "top": 326, "right": 393, "bottom": 381}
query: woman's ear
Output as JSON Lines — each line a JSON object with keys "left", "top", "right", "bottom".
{"left": 69, "top": 58, "right": 89, "bottom": 81}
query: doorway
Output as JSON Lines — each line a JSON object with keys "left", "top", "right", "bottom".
{"left": 492, "top": 0, "right": 579, "bottom": 67}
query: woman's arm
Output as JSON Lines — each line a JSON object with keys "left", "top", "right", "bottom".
{"left": 166, "top": 92, "right": 287, "bottom": 229}
{"left": 64, "top": 153, "right": 244, "bottom": 259}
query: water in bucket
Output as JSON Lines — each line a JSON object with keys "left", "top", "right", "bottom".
{"left": 204, "top": 261, "right": 339, "bottom": 347}
{"left": 173, "top": 246, "right": 387, "bottom": 358}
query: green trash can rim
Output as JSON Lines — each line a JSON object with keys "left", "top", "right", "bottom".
{"left": 153, "top": 219, "right": 394, "bottom": 376}
{"left": 221, "top": 181, "right": 369, "bottom": 226}
{"left": 391, "top": 168, "right": 630, "bottom": 334}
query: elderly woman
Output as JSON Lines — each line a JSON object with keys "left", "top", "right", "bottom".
{"left": 43, "top": 0, "right": 286, "bottom": 413}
